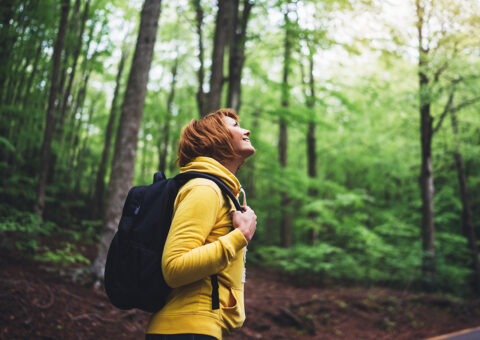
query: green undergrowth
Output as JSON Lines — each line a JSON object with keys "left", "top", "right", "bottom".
{"left": 0, "top": 206, "right": 98, "bottom": 267}
{"left": 249, "top": 244, "right": 476, "bottom": 297}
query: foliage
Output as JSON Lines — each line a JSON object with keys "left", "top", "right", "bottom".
{"left": 0, "top": 207, "right": 94, "bottom": 267}
{"left": 0, "top": 208, "right": 56, "bottom": 255}
{"left": 35, "top": 243, "right": 91, "bottom": 267}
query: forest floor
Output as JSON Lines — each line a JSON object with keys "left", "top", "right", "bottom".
{"left": 1, "top": 242, "right": 480, "bottom": 340}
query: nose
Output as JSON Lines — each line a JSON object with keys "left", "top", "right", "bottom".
{"left": 244, "top": 129, "right": 250, "bottom": 136}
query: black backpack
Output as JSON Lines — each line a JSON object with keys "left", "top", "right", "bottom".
{"left": 104, "top": 171, "right": 241, "bottom": 313}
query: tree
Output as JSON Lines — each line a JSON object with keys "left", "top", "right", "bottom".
{"left": 415, "top": 0, "right": 480, "bottom": 284}
{"left": 91, "top": 0, "right": 163, "bottom": 279}
{"left": 91, "top": 45, "right": 129, "bottom": 219}
{"left": 279, "top": 0, "right": 295, "bottom": 248}
{"left": 303, "top": 41, "right": 318, "bottom": 244}
{"left": 159, "top": 55, "right": 179, "bottom": 173}
{"left": 450, "top": 97, "right": 480, "bottom": 293}
{"left": 191, "top": 0, "right": 207, "bottom": 116}
{"left": 205, "top": 0, "right": 236, "bottom": 115}
{"left": 226, "top": 0, "right": 253, "bottom": 114}
{"left": 34, "top": 0, "right": 70, "bottom": 217}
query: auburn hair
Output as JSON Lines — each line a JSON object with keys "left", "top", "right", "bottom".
{"left": 177, "top": 108, "right": 240, "bottom": 167}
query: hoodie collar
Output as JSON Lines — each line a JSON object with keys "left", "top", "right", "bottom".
{"left": 180, "top": 156, "right": 241, "bottom": 196}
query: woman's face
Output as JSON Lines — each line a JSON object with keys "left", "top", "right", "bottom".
{"left": 223, "top": 116, "right": 255, "bottom": 159}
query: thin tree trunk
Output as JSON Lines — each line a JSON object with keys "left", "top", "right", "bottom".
{"left": 74, "top": 100, "right": 97, "bottom": 195}
{"left": 92, "top": 46, "right": 128, "bottom": 219}
{"left": 0, "top": 0, "right": 16, "bottom": 102}
{"left": 34, "top": 0, "right": 70, "bottom": 217}
{"left": 192, "top": 0, "right": 206, "bottom": 117}
{"left": 417, "top": 0, "right": 436, "bottom": 283}
{"left": 279, "top": 6, "right": 292, "bottom": 248}
{"left": 159, "top": 57, "right": 178, "bottom": 173}
{"left": 226, "top": 0, "right": 252, "bottom": 114}
{"left": 58, "top": 0, "right": 90, "bottom": 138}
{"left": 68, "top": 72, "right": 90, "bottom": 173}
{"left": 305, "top": 50, "right": 318, "bottom": 244}
{"left": 450, "top": 105, "right": 480, "bottom": 294}
{"left": 243, "top": 109, "right": 259, "bottom": 199}
{"left": 55, "top": 0, "right": 80, "bottom": 120}
{"left": 5, "top": 33, "right": 27, "bottom": 105}
{"left": 22, "top": 39, "right": 44, "bottom": 108}
{"left": 12, "top": 50, "right": 33, "bottom": 105}
{"left": 205, "top": 0, "right": 235, "bottom": 115}
{"left": 61, "top": 19, "right": 97, "bottom": 174}
{"left": 91, "top": 0, "right": 163, "bottom": 279}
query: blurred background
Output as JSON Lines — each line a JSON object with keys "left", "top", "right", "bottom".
{"left": 1, "top": 1, "right": 480, "bottom": 337}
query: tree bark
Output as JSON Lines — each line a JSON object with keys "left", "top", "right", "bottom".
{"left": 92, "top": 46, "right": 128, "bottom": 219}
{"left": 417, "top": 0, "right": 436, "bottom": 283}
{"left": 450, "top": 104, "right": 480, "bottom": 294}
{"left": 0, "top": 0, "right": 18, "bottom": 103}
{"left": 34, "top": 0, "right": 70, "bottom": 217}
{"left": 192, "top": 0, "right": 206, "bottom": 117}
{"left": 205, "top": 0, "right": 235, "bottom": 115}
{"left": 61, "top": 19, "right": 97, "bottom": 175}
{"left": 159, "top": 57, "right": 178, "bottom": 173}
{"left": 279, "top": 6, "right": 293, "bottom": 248}
{"left": 305, "top": 50, "right": 318, "bottom": 244}
{"left": 226, "top": 0, "right": 252, "bottom": 114}
{"left": 91, "top": 0, "right": 162, "bottom": 279}
{"left": 74, "top": 98, "right": 97, "bottom": 195}
{"left": 22, "top": 38, "right": 44, "bottom": 108}
{"left": 58, "top": 0, "right": 90, "bottom": 139}
{"left": 55, "top": 0, "right": 81, "bottom": 119}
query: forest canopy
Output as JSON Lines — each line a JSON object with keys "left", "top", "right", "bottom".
{"left": 1, "top": 0, "right": 479, "bottom": 296}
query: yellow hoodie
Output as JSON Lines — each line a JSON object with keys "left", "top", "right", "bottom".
{"left": 146, "top": 157, "right": 248, "bottom": 340}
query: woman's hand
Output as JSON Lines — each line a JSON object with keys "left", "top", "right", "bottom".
{"left": 232, "top": 206, "right": 257, "bottom": 243}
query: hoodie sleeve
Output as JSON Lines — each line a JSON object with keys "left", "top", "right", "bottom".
{"left": 162, "top": 182, "right": 248, "bottom": 288}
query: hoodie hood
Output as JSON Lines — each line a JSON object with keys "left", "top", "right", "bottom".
{"left": 180, "top": 156, "right": 241, "bottom": 196}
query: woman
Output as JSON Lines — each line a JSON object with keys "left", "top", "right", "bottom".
{"left": 146, "top": 109, "right": 257, "bottom": 340}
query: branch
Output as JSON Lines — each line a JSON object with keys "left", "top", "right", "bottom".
{"left": 433, "top": 93, "right": 480, "bottom": 135}
{"left": 451, "top": 95, "right": 480, "bottom": 113}
{"left": 433, "top": 60, "right": 449, "bottom": 83}
{"left": 433, "top": 91, "right": 454, "bottom": 134}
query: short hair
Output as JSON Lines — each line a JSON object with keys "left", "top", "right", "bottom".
{"left": 177, "top": 108, "right": 240, "bottom": 167}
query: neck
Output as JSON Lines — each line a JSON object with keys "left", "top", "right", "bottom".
{"left": 220, "top": 159, "right": 242, "bottom": 174}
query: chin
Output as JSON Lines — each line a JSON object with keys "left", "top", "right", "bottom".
{"left": 243, "top": 147, "right": 255, "bottom": 158}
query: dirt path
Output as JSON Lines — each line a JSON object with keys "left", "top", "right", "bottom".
{"left": 1, "top": 250, "right": 479, "bottom": 339}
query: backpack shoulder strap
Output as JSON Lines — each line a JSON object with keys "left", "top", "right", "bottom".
{"left": 174, "top": 171, "right": 242, "bottom": 211}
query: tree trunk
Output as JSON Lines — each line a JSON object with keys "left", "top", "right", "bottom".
{"left": 159, "top": 57, "right": 178, "bottom": 173}
{"left": 226, "top": 0, "right": 252, "bottom": 114}
{"left": 55, "top": 0, "right": 81, "bottom": 120}
{"left": 91, "top": 0, "right": 162, "bottom": 279}
{"left": 0, "top": 0, "right": 18, "bottom": 103}
{"left": 67, "top": 72, "right": 91, "bottom": 174}
{"left": 92, "top": 46, "right": 128, "bottom": 219}
{"left": 74, "top": 99, "right": 97, "bottom": 195}
{"left": 305, "top": 51, "right": 318, "bottom": 244}
{"left": 22, "top": 38, "right": 44, "bottom": 108}
{"left": 192, "top": 0, "right": 206, "bottom": 117}
{"left": 205, "top": 0, "right": 235, "bottom": 115}
{"left": 450, "top": 106, "right": 480, "bottom": 294}
{"left": 33, "top": 0, "right": 70, "bottom": 217}
{"left": 61, "top": 19, "right": 97, "bottom": 175}
{"left": 279, "top": 6, "right": 292, "bottom": 248}
{"left": 417, "top": 0, "right": 436, "bottom": 283}
{"left": 58, "top": 0, "right": 90, "bottom": 139}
